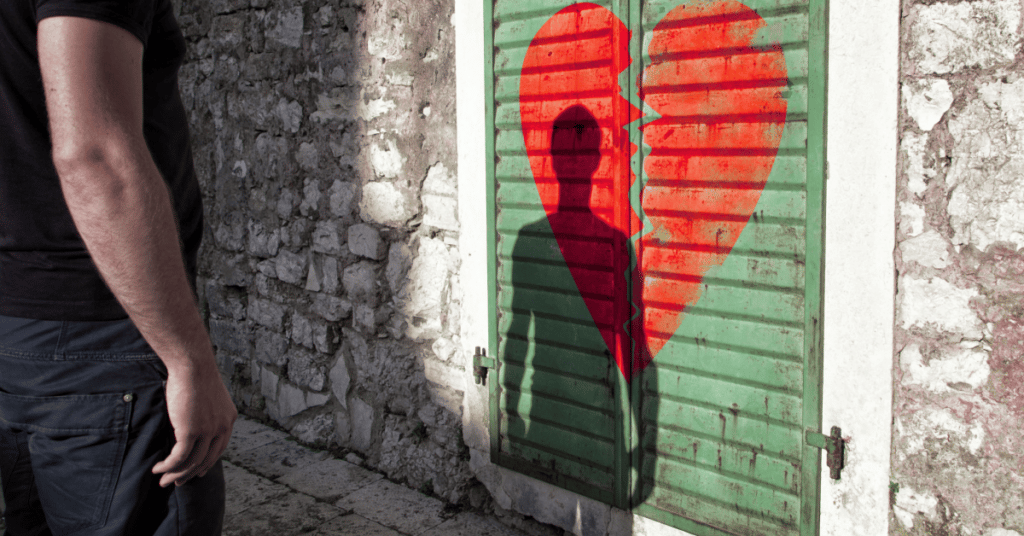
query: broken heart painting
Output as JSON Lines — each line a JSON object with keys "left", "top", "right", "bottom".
{"left": 516, "top": 0, "right": 790, "bottom": 383}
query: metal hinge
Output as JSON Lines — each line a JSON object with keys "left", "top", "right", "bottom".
{"left": 806, "top": 426, "right": 845, "bottom": 480}
{"left": 473, "top": 346, "right": 495, "bottom": 385}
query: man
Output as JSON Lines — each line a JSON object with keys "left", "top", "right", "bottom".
{"left": 0, "top": 0, "right": 237, "bottom": 533}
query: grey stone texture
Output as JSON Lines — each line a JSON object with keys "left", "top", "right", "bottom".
{"left": 214, "top": 417, "right": 534, "bottom": 536}
{"left": 895, "top": 0, "right": 1024, "bottom": 534}
{"left": 180, "top": 0, "right": 470, "bottom": 505}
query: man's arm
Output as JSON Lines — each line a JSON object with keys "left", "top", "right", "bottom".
{"left": 37, "top": 16, "right": 236, "bottom": 487}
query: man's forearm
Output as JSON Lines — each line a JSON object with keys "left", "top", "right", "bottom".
{"left": 55, "top": 140, "right": 214, "bottom": 374}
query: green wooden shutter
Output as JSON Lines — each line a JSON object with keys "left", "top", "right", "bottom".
{"left": 484, "top": 0, "right": 827, "bottom": 534}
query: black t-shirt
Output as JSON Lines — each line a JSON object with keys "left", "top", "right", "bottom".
{"left": 0, "top": 0, "right": 203, "bottom": 320}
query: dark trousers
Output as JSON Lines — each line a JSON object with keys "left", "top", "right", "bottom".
{"left": 0, "top": 315, "right": 224, "bottom": 536}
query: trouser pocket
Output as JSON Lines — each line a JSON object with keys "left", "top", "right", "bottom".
{"left": 0, "top": 389, "right": 132, "bottom": 534}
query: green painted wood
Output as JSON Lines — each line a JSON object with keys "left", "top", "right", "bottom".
{"left": 644, "top": 426, "right": 802, "bottom": 493}
{"left": 645, "top": 368, "right": 803, "bottom": 425}
{"left": 799, "top": 0, "right": 828, "bottom": 533}
{"left": 641, "top": 454, "right": 800, "bottom": 525}
{"left": 648, "top": 395, "right": 803, "bottom": 461}
{"left": 485, "top": 0, "right": 827, "bottom": 533}
{"left": 484, "top": 0, "right": 500, "bottom": 463}
{"left": 653, "top": 342, "right": 804, "bottom": 393}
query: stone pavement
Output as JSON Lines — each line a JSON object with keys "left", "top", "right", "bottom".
{"left": 223, "top": 415, "right": 530, "bottom": 536}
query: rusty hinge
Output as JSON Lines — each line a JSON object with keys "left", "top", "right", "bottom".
{"left": 473, "top": 346, "right": 495, "bottom": 385}
{"left": 806, "top": 426, "right": 845, "bottom": 480}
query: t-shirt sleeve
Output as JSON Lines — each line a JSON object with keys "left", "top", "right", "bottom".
{"left": 34, "top": 0, "right": 156, "bottom": 46}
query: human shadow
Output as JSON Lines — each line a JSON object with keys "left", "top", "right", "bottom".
{"left": 501, "top": 104, "right": 657, "bottom": 515}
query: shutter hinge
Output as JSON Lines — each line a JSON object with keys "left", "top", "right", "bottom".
{"left": 806, "top": 426, "right": 845, "bottom": 480}
{"left": 473, "top": 346, "right": 495, "bottom": 385}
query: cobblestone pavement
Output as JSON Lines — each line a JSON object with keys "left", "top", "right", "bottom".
{"left": 0, "top": 416, "right": 527, "bottom": 536}
{"left": 222, "top": 416, "right": 529, "bottom": 536}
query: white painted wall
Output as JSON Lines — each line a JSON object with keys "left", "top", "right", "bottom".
{"left": 820, "top": 0, "right": 898, "bottom": 534}
{"left": 455, "top": 0, "right": 898, "bottom": 533}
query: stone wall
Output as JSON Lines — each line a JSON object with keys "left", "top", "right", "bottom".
{"left": 173, "top": 0, "right": 478, "bottom": 504}
{"left": 895, "top": 0, "right": 1024, "bottom": 533}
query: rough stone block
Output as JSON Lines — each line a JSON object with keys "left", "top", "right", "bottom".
{"left": 255, "top": 328, "right": 289, "bottom": 367}
{"left": 898, "top": 276, "right": 983, "bottom": 339}
{"left": 313, "top": 293, "right": 352, "bottom": 322}
{"left": 261, "top": 367, "right": 279, "bottom": 401}
{"left": 288, "top": 413, "right": 335, "bottom": 446}
{"left": 287, "top": 348, "right": 326, "bottom": 391}
{"left": 900, "top": 343, "right": 990, "bottom": 392}
{"left": 422, "top": 357, "right": 465, "bottom": 394}
{"left": 422, "top": 162, "right": 456, "bottom": 196}
{"left": 275, "top": 249, "right": 307, "bottom": 285}
{"left": 328, "top": 181, "right": 357, "bottom": 218}
{"left": 329, "top": 355, "right": 351, "bottom": 410}
{"left": 422, "top": 194, "right": 459, "bottom": 231}
{"left": 209, "top": 318, "right": 251, "bottom": 357}
{"left": 215, "top": 215, "right": 246, "bottom": 253}
{"left": 312, "top": 220, "right": 346, "bottom": 254}
{"left": 348, "top": 223, "right": 384, "bottom": 260}
{"left": 386, "top": 242, "right": 412, "bottom": 293}
{"left": 281, "top": 218, "right": 312, "bottom": 249}
{"left": 360, "top": 181, "right": 416, "bottom": 228}
{"left": 291, "top": 312, "right": 315, "bottom": 349}
{"left": 273, "top": 98, "right": 303, "bottom": 133}
{"left": 206, "top": 283, "right": 246, "bottom": 320}
{"left": 305, "top": 256, "right": 322, "bottom": 292}
{"left": 275, "top": 382, "right": 330, "bottom": 420}
{"left": 398, "top": 237, "right": 449, "bottom": 340}
{"left": 278, "top": 458, "right": 383, "bottom": 501}
{"left": 322, "top": 257, "right": 340, "bottom": 294}
{"left": 255, "top": 259, "right": 277, "bottom": 278}
{"left": 900, "top": 231, "right": 950, "bottom": 269}
{"left": 901, "top": 132, "right": 932, "bottom": 197}
{"left": 249, "top": 297, "right": 285, "bottom": 331}
{"left": 359, "top": 98, "right": 397, "bottom": 121}
{"left": 297, "top": 144, "right": 320, "bottom": 172}
{"left": 947, "top": 78, "right": 1024, "bottom": 251}
{"left": 350, "top": 397, "right": 375, "bottom": 453}
{"left": 343, "top": 261, "right": 378, "bottom": 303}
{"left": 313, "top": 322, "right": 338, "bottom": 354}
{"left": 902, "top": 78, "right": 953, "bottom": 132}
{"left": 368, "top": 139, "right": 405, "bottom": 179}
{"left": 899, "top": 201, "right": 926, "bottom": 238}
{"left": 277, "top": 187, "right": 297, "bottom": 219}
{"left": 219, "top": 253, "right": 252, "bottom": 287}
{"left": 248, "top": 219, "right": 281, "bottom": 258}
{"left": 909, "top": 0, "right": 1020, "bottom": 75}
{"left": 353, "top": 303, "right": 376, "bottom": 333}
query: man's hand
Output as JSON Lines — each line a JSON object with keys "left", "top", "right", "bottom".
{"left": 38, "top": 16, "right": 237, "bottom": 486}
{"left": 153, "top": 361, "right": 237, "bottom": 487}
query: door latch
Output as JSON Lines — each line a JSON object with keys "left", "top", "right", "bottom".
{"left": 473, "top": 346, "right": 495, "bottom": 385}
{"left": 806, "top": 426, "right": 845, "bottom": 480}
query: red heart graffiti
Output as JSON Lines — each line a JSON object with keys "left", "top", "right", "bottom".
{"left": 519, "top": 1, "right": 788, "bottom": 382}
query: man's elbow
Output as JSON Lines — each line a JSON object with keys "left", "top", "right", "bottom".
{"left": 51, "top": 138, "right": 140, "bottom": 196}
